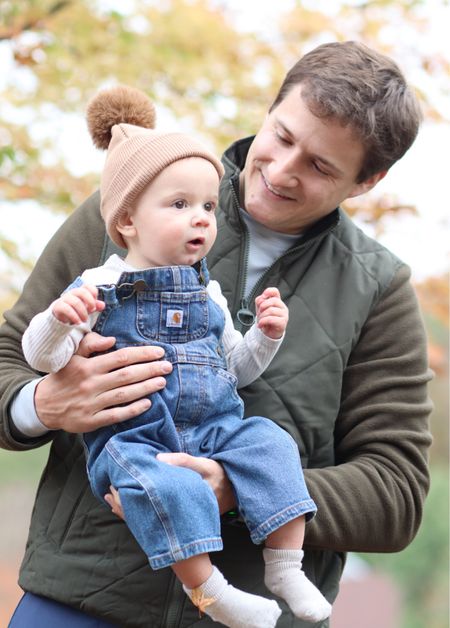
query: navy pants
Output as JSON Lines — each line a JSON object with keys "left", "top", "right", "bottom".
{"left": 9, "top": 592, "right": 116, "bottom": 627}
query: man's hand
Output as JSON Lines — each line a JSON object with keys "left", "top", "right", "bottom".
{"left": 104, "top": 486, "right": 124, "bottom": 519}
{"left": 34, "top": 332, "right": 172, "bottom": 433}
{"left": 104, "top": 454, "right": 236, "bottom": 520}
{"left": 157, "top": 453, "right": 236, "bottom": 514}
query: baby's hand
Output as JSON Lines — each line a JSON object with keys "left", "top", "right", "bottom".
{"left": 51, "top": 284, "right": 105, "bottom": 325}
{"left": 255, "top": 287, "right": 288, "bottom": 340}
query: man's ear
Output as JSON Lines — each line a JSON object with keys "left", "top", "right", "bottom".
{"left": 348, "top": 170, "right": 388, "bottom": 199}
{"left": 116, "top": 211, "right": 136, "bottom": 239}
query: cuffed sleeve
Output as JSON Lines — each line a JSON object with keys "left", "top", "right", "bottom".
{"left": 10, "top": 378, "right": 50, "bottom": 437}
{"left": 22, "top": 306, "right": 87, "bottom": 373}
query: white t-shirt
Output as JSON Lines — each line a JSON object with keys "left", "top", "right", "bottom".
{"left": 239, "top": 208, "right": 299, "bottom": 297}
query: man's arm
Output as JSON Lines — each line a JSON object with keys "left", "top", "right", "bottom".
{"left": 303, "top": 265, "right": 433, "bottom": 553}
{"left": 0, "top": 192, "right": 172, "bottom": 449}
{"left": 0, "top": 192, "right": 104, "bottom": 450}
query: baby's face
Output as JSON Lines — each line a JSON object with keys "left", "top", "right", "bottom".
{"left": 120, "top": 157, "right": 219, "bottom": 269}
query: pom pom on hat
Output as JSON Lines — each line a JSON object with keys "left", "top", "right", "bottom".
{"left": 86, "top": 84, "right": 224, "bottom": 248}
{"left": 87, "top": 85, "right": 157, "bottom": 150}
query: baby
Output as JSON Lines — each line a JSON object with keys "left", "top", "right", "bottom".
{"left": 22, "top": 85, "right": 331, "bottom": 627}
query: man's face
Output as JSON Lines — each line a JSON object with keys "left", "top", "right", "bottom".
{"left": 241, "top": 86, "right": 383, "bottom": 234}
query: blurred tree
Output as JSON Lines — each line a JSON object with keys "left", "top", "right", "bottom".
{"left": 1, "top": 0, "right": 447, "bottom": 212}
{"left": 360, "top": 465, "right": 449, "bottom": 628}
{"left": 0, "top": 0, "right": 282, "bottom": 210}
{"left": 414, "top": 273, "right": 449, "bottom": 330}
{"left": 414, "top": 273, "right": 449, "bottom": 466}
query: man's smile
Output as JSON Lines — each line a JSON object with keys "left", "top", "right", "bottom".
{"left": 261, "top": 172, "right": 295, "bottom": 201}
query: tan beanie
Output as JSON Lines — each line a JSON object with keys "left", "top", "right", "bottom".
{"left": 86, "top": 85, "right": 224, "bottom": 248}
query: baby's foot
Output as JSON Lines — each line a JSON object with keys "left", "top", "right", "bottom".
{"left": 264, "top": 548, "right": 332, "bottom": 623}
{"left": 184, "top": 566, "right": 282, "bottom": 628}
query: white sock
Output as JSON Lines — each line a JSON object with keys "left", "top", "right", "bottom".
{"left": 183, "top": 565, "right": 282, "bottom": 628}
{"left": 263, "top": 548, "right": 332, "bottom": 623}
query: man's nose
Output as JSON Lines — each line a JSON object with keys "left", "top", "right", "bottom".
{"left": 267, "top": 154, "right": 299, "bottom": 188}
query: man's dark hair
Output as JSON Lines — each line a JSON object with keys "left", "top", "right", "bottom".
{"left": 269, "top": 41, "right": 422, "bottom": 182}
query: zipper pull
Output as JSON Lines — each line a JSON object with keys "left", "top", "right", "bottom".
{"left": 236, "top": 298, "right": 255, "bottom": 327}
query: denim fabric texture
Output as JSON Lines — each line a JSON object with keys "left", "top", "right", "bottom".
{"left": 83, "top": 261, "right": 316, "bottom": 569}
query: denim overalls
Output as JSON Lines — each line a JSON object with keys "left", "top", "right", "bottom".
{"left": 82, "top": 262, "right": 316, "bottom": 570}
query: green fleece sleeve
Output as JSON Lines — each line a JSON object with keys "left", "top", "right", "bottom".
{"left": 304, "top": 264, "right": 433, "bottom": 553}
{"left": 0, "top": 191, "right": 105, "bottom": 450}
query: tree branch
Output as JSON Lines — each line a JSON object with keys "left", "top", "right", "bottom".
{"left": 0, "top": 1, "right": 72, "bottom": 41}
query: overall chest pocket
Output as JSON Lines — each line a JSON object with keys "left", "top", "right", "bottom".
{"left": 136, "top": 290, "right": 209, "bottom": 342}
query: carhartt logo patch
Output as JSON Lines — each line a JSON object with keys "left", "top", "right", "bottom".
{"left": 166, "top": 309, "right": 183, "bottom": 327}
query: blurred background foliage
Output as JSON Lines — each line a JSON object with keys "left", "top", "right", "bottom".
{"left": 0, "top": 1, "right": 448, "bottom": 626}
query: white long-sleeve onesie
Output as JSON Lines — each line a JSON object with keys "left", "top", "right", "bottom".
{"left": 22, "top": 255, "right": 282, "bottom": 389}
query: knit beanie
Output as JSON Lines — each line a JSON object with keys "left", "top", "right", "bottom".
{"left": 86, "top": 85, "right": 224, "bottom": 248}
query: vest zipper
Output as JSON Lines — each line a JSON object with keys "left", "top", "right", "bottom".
{"left": 245, "top": 216, "right": 339, "bottom": 311}
{"left": 228, "top": 178, "right": 253, "bottom": 327}
{"left": 162, "top": 571, "right": 187, "bottom": 627}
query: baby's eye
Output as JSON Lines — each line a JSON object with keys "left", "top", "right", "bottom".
{"left": 204, "top": 201, "right": 216, "bottom": 212}
{"left": 173, "top": 200, "right": 188, "bottom": 209}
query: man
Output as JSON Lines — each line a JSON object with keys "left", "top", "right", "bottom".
{"left": 0, "top": 41, "right": 432, "bottom": 627}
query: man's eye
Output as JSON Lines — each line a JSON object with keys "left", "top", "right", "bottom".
{"left": 313, "top": 162, "right": 327, "bottom": 176}
{"left": 276, "top": 132, "right": 290, "bottom": 145}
